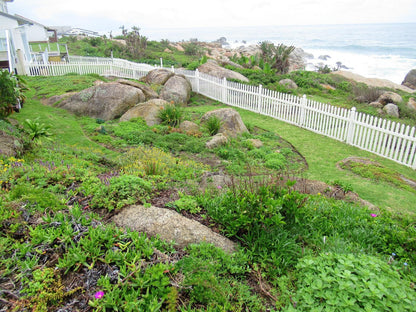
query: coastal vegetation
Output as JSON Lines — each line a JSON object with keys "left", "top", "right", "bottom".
{"left": 2, "top": 37, "right": 416, "bottom": 311}
{"left": 54, "top": 34, "right": 416, "bottom": 126}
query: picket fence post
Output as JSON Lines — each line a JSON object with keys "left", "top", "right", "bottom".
{"left": 346, "top": 107, "right": 357, "bottom": 144}
{"left": 222, "top": 77, "right": 227, "bottom": 104}
{"left": 299, "top": 94, "right": 307, "bottom": 127}
{"left": 195, "top": 69, "right": 200, "bottom": 93}
{"left": 257, "top": 85, "right": 263, "bottom": 113}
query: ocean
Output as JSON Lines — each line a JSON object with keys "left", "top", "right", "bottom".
{"left": 146, "top": 23, "right": 416, "bottom": 85}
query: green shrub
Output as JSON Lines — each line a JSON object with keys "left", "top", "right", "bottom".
{"left": 155, "top": 132, "right": 205, "bottom": 153}
{"left": 166, "top": 193, "right": 200, "bottom": 214}
{"left": 204, "top": 115, "right": 222, "bottom": 136}
{"left": 0, "top": 70, "right": 24, "bottom": 119}
{"left": 199, "top": 183, "right": 305, "bottom": 275}
{"left": 182, "top": 42, "right": 203, "bottom": 56}
{"left": 352, "top": 84, "right": 383, "bottom": 103}
{"left": 83, "top": 174, "right": 152, "bottom": 211}
{"left": 288, "top": 196, "right": 416, "bottom": 264}
{"left": 8, "top": 184, "right": 66, "bottom": 213}
{"left": 158, "top": 104, "right": 183, "bottom": 127}
{"left": 287, "top": 253, "right": 416, "bottom": 311}
{"left": 176, "top": 243, "right": 266, "bottom": 310}
{"left": 264, "top": 152, "right": 287, "bottom": 170}
{"left": 122, "top": 146, "right": 208, "bottom": 181}
{"left": 24, "top": 118, "right": 52, "bottom": 142}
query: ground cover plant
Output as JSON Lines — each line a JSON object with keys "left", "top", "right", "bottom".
{"left": 1, "top": 71, "right": 416, "bottom": 311}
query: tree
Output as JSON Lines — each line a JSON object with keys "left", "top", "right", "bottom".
{"left": 125, "top": 26, "right": 148, "bottom": 59}
{"left": 119, "top": 25, "right": 127, "bottom": 37}
{"left": 259, "top": 41, "right": 295, "bottom": 74}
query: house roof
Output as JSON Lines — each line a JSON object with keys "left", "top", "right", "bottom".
{"left": 14, "top": 14, "right": 47, "bottom": 28}
{"left": 0, "top": 11, "right": 32, "bottom": 25}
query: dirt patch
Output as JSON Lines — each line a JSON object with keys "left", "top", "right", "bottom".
{"left": 277, "top": 176, "right": 378, "bottom": 210}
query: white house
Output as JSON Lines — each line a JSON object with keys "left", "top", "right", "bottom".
{"left": 0, "top": 1, "right": 31, "bottom": 73}
{"left": 63, "top": 27, "right": 100, "bottom": 37}
{"left": 14, "top": 14, "right": 55, "bottom": 43}
{"left": 0, "top": 0, "right": 55, "bottom": 73}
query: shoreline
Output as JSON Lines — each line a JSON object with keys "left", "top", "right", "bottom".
{"left": 330, "top": 71, "right": 415, "bottom": 93}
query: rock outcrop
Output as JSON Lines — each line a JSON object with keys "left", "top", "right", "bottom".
{"left": 331, "top": 71, "right": 415, "bottom": 93}
{"left": 198, "top": 59, "right": 249, "bottom": 82}
{"left": 402, "top": 69, "right": 416, "bottom": 90}
{"left": 141, "top": 68, "right": 174, "bottom": 85}
{"left": 407, "top": 98, "right": 416, "bottom": 111}
{"left": 205, "top": 133, "right": 228, "bottom": 149}
{"left": 56, "top": 82, "right": 144, "bottom": 120}
{"left": 377, "top": 91, "right": 403, "bottom": 105}
{"left": 120, "top": 99, "right": 169, "bottom": 126}
{"left": 179, "top": 120, "right": 200, "bottom": 134}
{"left": 383, "top": 103, "right": 399, "bottom": 117}
{"left": 160, "top": 75, "right": 192, "bottom": 104}
{"left": 117, "top": 79, "right": 158, "bottom": 100}
{"left": 0, "top": 132, "right": 22, "bottom": 157}
{"left": 112, "top": 205, "right": 236, "bottom": 253}
{"left": 288, "top": 48, "right": 309, "bottom": 71}
{"left": 49, "top": 69, "right": 194, "bottom": 121}
{"left": 201, "top": 108, "right": 248, "bottom": 138}
{"left": 279, "top": 78, "right": 298, "bottom": 89}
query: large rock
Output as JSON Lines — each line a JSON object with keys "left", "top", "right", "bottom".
{"left": 407, "top": 98, "right": 416, "bottom": 111}
{"left": 402, "top": 69, "right": 416, "bottom": 90}
{"left": 141, "top": 68, "right": 174, "bottom": 85}
{"left": 198, "top": 59, "right": 249, "bottom": 82}
{"left": 117, "top": 79, "right": 159, "bottom": 100}
{"left": 383, "top": 103, "right": 399, "bottom": 117}
{"left": 205, "top": 133, "right": 228, "bottom": 149}
{"left": 279, "top": 78, "right": 298, "bottom": 89}
{"left": 179, "top": 120, "right": 200, "bottom": 134}
{"left": 201, "top": 108, "right": 248, "bottom": 138}
{"left": 120, "top": 99, "right": 169, "bottom": 126}
{"left": 0, "top": 132, "right": 22, "bottom": 157}
{"left": 160, "top": 75, "right": 192, "bottom": 104}
{"left": 112, "top": 205, "right": 236, "bottom": 253}
{"left": 377, "top": 91, "right": 403, "bottom": 105}
{"left": 288, "top": 48, "right": 309, "bottom": 72}
{"left": 331, "top": 71, "right": 414, "bottom": 93}
{"left": 57, "top": 82, "right": 144, "bottom": 120}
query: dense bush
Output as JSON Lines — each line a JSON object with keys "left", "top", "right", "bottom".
{"left": 176, "top": 243, "right": 266, "bottom": 310}
{"left": 199, "top": 182, "right": 306, "bottom": 276}
{"left": 0, "top": 70, "right": 25, "bottom": 118}
{"left": 352, "top": 84, "right": 383, "bottom": 103}
{"left": 287, "top": 253, "right": 416, "bottom": 311}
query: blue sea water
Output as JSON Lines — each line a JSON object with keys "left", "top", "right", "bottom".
{"left": 146, "top": 23, "right": 416, "bottom": 84}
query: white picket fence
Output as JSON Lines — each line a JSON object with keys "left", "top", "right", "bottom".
{"left": 25, "top": 56, "right": 155, "bottom": 79}
{"left": 24, "top": 56, "right": 416, "bottom": 169}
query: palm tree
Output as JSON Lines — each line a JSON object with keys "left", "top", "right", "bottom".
{"left": 259, "top": 41, "right": 295, "bottom": 74}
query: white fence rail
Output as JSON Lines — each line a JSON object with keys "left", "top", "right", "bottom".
{"left": 24, "top": 57, "right": 416, "bottom": 169}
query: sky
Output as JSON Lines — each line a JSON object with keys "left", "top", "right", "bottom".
{"left": 7, "top": 0, "right": 416, "bottom": 40}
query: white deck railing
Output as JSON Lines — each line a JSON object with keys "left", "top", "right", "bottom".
{"left": 24, "top": 56, "right": 416, "bottom": 169}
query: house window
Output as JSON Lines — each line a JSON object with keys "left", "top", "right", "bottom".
{"left": 0, "top": 38, "right": 7, "bottom": 52}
